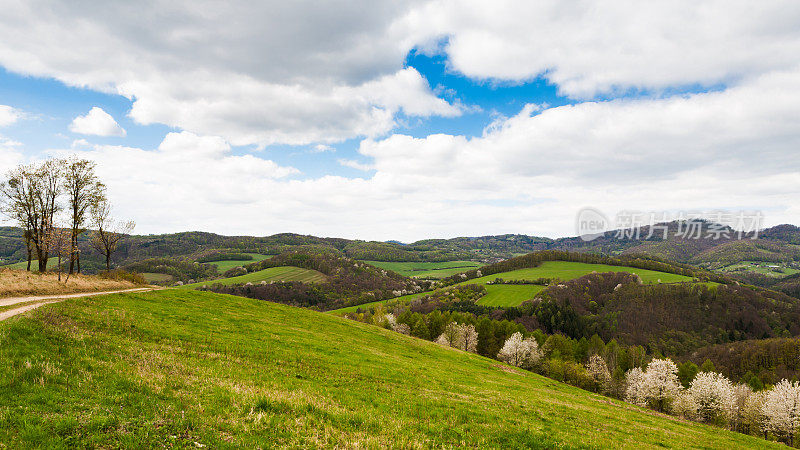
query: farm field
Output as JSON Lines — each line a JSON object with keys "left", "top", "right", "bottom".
{"left": 331, "top": 260, "right": 697, "bottom": 311}
{"left": 363, "top": 260, "right": 482, "bottom": 278}
{"left": 719, "top": 261, "right": 800, "bottom": 278}
{"left": 205, "top": 253, "right": 272, "bottom": 272}
{"left": 179, "top": 266, "right": 327, "bottom": 289}
{"left": 463, "top": 261, "right": 695, "bottom": 285}
{"left": 477, "top": 284, "right": 544, "bottom": 307}
{"left": 0, "top": 289, "right": 776, "bottom": 448}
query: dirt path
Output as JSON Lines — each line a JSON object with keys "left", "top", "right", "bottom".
{"left": 0, "top": 287, "right": 156, "bottom": 322}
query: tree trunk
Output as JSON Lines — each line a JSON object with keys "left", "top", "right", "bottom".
{"left": 26, "top": 246, "right": 32, "bottom": 271}
{"left": 68, "top": 232, "right": 76, "bottom": 275}
{"left": 36, "top": 247, "right": 46, "bottom": 272}
{"left": 77, "top": 251, "right": 81, "bottom": 274}
{"left": 105, "top": 253, "right": 111, "bottom": 271}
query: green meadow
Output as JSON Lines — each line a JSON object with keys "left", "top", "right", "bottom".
{"left": 1, "top": 259, "right": 55, "bottom": 271}
{"left": 331, "top": 260, "right": 696, "bottom": 312}
{"left": 205, "top": 253, "right": 272, "bottom": 272}
{"left": 364, "top": 260, "right": 483, "bottom": 278}
{"left": 179, "top": 265, "right": 326, "bottom": 289}
{"left": 0, "top": 290, "right": 777, "bottom": 448}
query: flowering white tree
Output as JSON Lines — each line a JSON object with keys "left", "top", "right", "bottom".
{"left": 436, "top": 322, "right": 464, "bottom": 348}
{"left": 624, "top": 367, "right": 648, "bottom": 407}
{"left": 743, "top": 390, "right": 768, "bottom": 438}
{"left": 460, "top": 324, "right": 478, "bottom": 353}
{"left": 641, "top": 359, "right": 682, "bottom": 412}
{"left": 585, "top": 354, "right": 612, "bottom": 393}
{"left": 762, "top": 379, "right": 800, "bottom": 445}
{"left": 731, "top": 383, "right": 753, "bottom": 431}
{"left": 688, "top": 371, "right": 736, "bottom": 423}
{"left": 497, "top": 332, "right": 542, "bottom": 369}
{"left": 624, "top": 359, "right": 682, "bottom": 412}
{"left": 393, "top": 323, "right": 411, "bottom": 335}
{"left": 671, "top": 391, "right": 698, "bottom": 420}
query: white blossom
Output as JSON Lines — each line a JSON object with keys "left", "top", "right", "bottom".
{"left": 435, "top": 322, "right": 478, "bottom": 353}
{"left": 497, "top": 332, "right": 542, "bottom": 369}
{"left": 624, "top": 359, "right": 682, "bottom": 412}
{"left": 688, "top": 371, "right": 736, "bottom": 423}
{"left": 762, "top": 379, "right": 800, "bottom": 444}
{"left": 624, "top": 367, "right": 648, "bottom": 407}
{"left": 585, "top": 354, "right": 612, "bottom": 392}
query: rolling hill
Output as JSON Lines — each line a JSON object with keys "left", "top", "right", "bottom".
{"left": 332, "top": 259, "right": 699, "bottom": 312}
{"left": 0, "top": 289, "right": 777, "bottom": 448}
{"left": 179, "top": 266, "right": 327, "bottom": 289}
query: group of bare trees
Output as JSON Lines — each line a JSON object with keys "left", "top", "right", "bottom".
{"left": 0, "top": 157, "right": 134, "bottom": 280}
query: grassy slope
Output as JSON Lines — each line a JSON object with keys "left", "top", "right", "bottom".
{"left": 2, "top": 259, "right": 54, "bottom": 271}
{"left": 0, "top": 290, "right": 776, "bottom": 448}
{"left": 0, "top": 268, "right": 140, "bottom": 298}
{"left": 479, "top": 284, "right": 545, "bottom": 307}
{"left": 332, "top": 261, "right": 696, "bottom": 311}
{"left": 467, "top": 261, "right": 694, "bottom": 285}
{"left": 179, "top": 266, "right": 327, "bottom": 289}
{"left": 364, "top": 260, "right": 482, "bottom": 278}
{"left": 141, "top": 272, "right": 173, "bottom": 283}
{"left": 206, "top": 253, "right": 272, "bottom": 272}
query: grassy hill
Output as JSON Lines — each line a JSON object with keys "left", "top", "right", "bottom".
{"left": 332, "top": 260, "right": 697, "bottom": 311}
{"left": 179, "top": 266, "right": 327, "bottom": 289}
{"left": 0, "top": 268, "right": 143, "bottom": 298}
{"left": 204, "top": 253, "right": 272, "bottom": 272}
{"left": 0, "top": 289, "right": 777, "bottom": 448}
{"left": 363, "top": 260, "right": 482, "bottom": 278}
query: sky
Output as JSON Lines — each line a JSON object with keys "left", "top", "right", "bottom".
{"left": 0, "top": 1, "right": 799, "bottom": 242}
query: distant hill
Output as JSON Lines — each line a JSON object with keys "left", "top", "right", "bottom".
{"left": 1, "top": 222, "right": 798, "bottom": 293}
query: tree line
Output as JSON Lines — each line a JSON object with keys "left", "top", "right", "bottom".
{"left": 0, "top": 157, "right": 133, "bottom": 278}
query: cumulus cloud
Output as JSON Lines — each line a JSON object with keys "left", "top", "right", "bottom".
{"left": 1, "top": 2, "right": 799, "bottom": 238}
{"left": 420, "top": 0, "right": 800, "bottom": 98}
{"left": 0, "top": 105, "right": 21, "bottom": 127}
{"left": 42, "top": 67, "right": 800, "bottom": 240}
{"left": 69, "top": 107, "right": 126, "bottom": 137}
{"left": 0, "top": 1, "right": 459, "bottom": 146}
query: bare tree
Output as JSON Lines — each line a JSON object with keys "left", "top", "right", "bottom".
{"left": 0, "top": 166, "right": 36, "bottom": 270}
{"left": 63, "top": 157, "right": 105, "bottom": 275}
{"left": 0, "top": 160, "right": 63, "bottom": 272}
{"left": 46, "top": 224, "right": 71, "bottom": 282}
{"left": 89, "top": 198, "right": 134, "bottom": 270}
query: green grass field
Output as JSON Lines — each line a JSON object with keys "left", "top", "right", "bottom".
{"left": 141, "top": 272, "right": 173, "bottom": 284}
{"left": 205, "top": 253, "right": 272, "bottom": 272}
{"left": 332, "top": 261, "right": 696, "bottom": 312}
{"left": 179, "top": 266, "right": 327, "bottom": 289}
{"left": 364, "top": 260, "right": 482, "bottom": 278}
{"left": 1, "top": 259, "right": 55, "bottom": 271}
{"left": 478, "top": 284, "right": 545, "bottom": 307}
{"left": 0, "top": 290, "right": 776, "bottom": 448}
{"left": 464, "top": 261, "right": 695, "bottom": 285}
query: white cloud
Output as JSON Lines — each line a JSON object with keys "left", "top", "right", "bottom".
{"left": 311, "top": 144, "right": 335, "bottom": 153}
{"left": 421, "top": 0, "right": 800, "bottom": 98}
{"left": 0, "top": 1, "right": 459, "bottom": 146}
{"left": 338, "top": 159, "right": 374, "bottom": 171}
{"left": 40, "top": 67, "right": 800, "bottom": 240}
{"left": 69, "top": 107, "right": 126, "bottom": 137}
{"left": 0, "top": 105, "right": 21, "bottom": 127}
